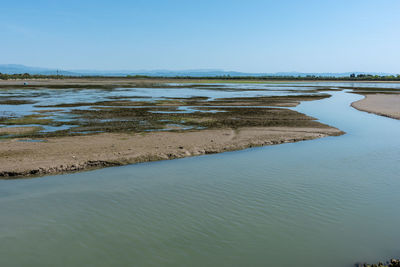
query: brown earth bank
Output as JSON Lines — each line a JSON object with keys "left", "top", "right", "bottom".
{"left": 351, "top": 94, "right": 400, "bottom": 120}
{"left": 0, "top": 126, "right": 343, "bottom": 179}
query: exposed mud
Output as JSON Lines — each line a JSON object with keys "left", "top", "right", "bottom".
{"left": 0, "top": 127, "right": 343, "bottom": 179}
{"left": 351, "top": 94, "right": 400, "bottom": 120}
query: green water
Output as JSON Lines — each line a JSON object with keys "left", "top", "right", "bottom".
{"left": 0, "top": 90, "right": 399, "bottom": 266}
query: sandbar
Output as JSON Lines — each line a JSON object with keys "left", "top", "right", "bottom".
{"left": 351, "top": 94, "right": 400, "bottom": 120}
{"left": 0, "top": 126, "right": 343, "bottom": 178}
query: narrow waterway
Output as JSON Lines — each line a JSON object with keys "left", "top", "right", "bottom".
{"left": 0, "top": 91, "right": 399, "bottom": 267}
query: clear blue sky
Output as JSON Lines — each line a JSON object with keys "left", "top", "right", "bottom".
{"left": 1, "top": 0, "right": 399, "bottom": 73}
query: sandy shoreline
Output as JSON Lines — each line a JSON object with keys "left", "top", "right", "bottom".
{"left": 0, "top": 126, "right": 343, "bottom": 178}
{"left": 351, "top": 94, "right": 400, "bottom": 120}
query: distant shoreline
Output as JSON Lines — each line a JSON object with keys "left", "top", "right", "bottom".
{"left": 1, "top": 77, "right": 400, "bottom": 88}
{"left": 1, "top": 74, "right": 400, "bottom": 83}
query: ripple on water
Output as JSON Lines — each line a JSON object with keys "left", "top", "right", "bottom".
{"left": 0, "top": 87, "right": 400, "bottom": 267}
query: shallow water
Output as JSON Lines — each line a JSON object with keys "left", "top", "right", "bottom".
{"left": 0, "top": 87, "right": 399, "bottom": 266}
{"left": 0, "top": 83, "right": 326, "bottom": 134}
{"left": 1, "top": 82, "right": 399, "bottom": 134}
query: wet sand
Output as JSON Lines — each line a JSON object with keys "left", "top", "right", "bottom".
{"left": 0, "top": 126, "right": 41, "bottom": 135}
{"left": 351, "top": 94, "right": 400, "bottom": 120}
{"left": 0, "top": 126, "right": 343, "bottom": 178}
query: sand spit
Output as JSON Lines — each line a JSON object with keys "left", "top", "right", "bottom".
{"left": 0, "top": 126, "right": 343, "bottom": 179}
{"left": 351, "top": 94, "right": 400, "bottom": 120}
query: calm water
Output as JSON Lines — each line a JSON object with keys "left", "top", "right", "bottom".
{"left": 0, "top": 82, "right": 327, "bottom": 134}
{"left": 0, "top": 89, "right": 399, "bottom": 266}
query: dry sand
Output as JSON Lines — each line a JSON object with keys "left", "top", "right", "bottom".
{"left": 0, "top": 126, "right": 343, "bottom": 178}
{"left": 351, "top": 94, "right": 400, "bottom": 120}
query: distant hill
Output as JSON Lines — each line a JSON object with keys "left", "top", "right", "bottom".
{"left": 0, "top": 64, "right": 79, "bottom": 76}
{"left": 0, "top": 64, "right": 396, "bottom": 77}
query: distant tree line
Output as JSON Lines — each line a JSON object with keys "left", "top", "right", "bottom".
{"left": 165, "top": 73, "right": 400, "bottom": 81}
{"left": 0, "top": 73, "right": 97, "bottom": 80}
{"left": 1, "top": 72, "right": 400, "bottom": 81}
{"left": 0, "top": 73, "right": 64, "bottom": 80}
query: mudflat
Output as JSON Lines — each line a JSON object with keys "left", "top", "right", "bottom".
{"left": 0, "top": 79, "right": 352, "bottom": 178}
{"left": 0, "top": 126, "right": 343, "bottom": 178}
{"left": 351, "top": 94, "right": 400, "bottom": 120}
{"left": 0, "top": 126, "right": 41, "bottom": 135}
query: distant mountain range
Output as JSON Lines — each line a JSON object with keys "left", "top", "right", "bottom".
{"left": 0, "top": 64, "right": 396, "bottom": 77}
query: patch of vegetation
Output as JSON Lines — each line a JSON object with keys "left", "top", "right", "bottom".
{"left": 0, "top": 114, "right": 54, "bottom": 125}
{"left": 165, "top": 96, "right": 210, "bottom": 101}
{"left": 108, "top": 95, "right": 152, "bottom": 99}
{"left": 34, "top": 100, "right": 159, "bottom": 108}
{"left": 32, "top": 94, "right": 330, "bottom": 109}
{"left": 0, "top": 99, "right": 36, "bottom": 105}
{"left": 48, "top": 104, "right": 328, "bottom": 137}
{"left": 0, "top": 92, "right": 337, "bottom": 139}
{"left": 208, "top": 94, "right": 330, "bottom": 107}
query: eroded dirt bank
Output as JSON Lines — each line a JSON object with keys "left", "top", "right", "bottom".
{"left": 0, "top": 126, "right": 343, "bottom": 178}
{"left": 351, "top": 94, "right": 400, "bottom": 120}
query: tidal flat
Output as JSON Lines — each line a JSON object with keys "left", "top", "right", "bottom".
{"left": 0, "top": 79, "right": 399, "bottom": 178}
